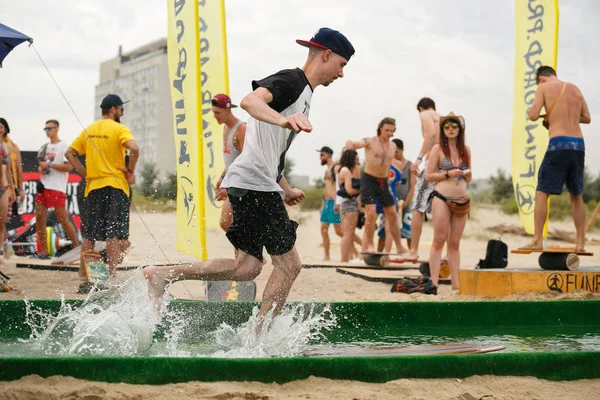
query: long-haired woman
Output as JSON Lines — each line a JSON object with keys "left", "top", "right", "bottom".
{"left": 425, "top": 113, "right": 471, "bottom": 289}
{"left": 337, "top": 149, "right": 361, "bottom": 262}
{"left": 0, "top": 119, "right": 15, "bottom": 262}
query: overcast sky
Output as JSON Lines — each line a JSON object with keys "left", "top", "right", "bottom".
{"left": 1, "top": 0, "right": 598, "bottom": 182}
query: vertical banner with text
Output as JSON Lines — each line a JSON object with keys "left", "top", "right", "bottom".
{"left": 167, "top": 0, "right": 207, "bottom": 259}
{"left": 511, "top": 0, "right": 559, "bottom": 235}
{"left": 199, "top": 0, "right": 230, "bottom": 230}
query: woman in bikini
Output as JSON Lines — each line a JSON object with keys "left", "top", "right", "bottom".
{"left": 425, "top": 113, "right": 472, "bottom": 289}
{"left": 337, "top": 149, "right": 362, "bottom": 262}
{"left": 0, "top": 119, "right": 15, "bottom": 264}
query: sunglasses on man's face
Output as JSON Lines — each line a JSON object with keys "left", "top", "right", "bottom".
{"left": 43, "top": 127, "right": 56, "bottom": 132}
{"left": 443, "top": 123, "right": 459, "bottom": 130}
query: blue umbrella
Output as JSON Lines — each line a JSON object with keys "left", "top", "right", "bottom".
{"left": 0, "top": 23, "right": 32, "bottom": 67}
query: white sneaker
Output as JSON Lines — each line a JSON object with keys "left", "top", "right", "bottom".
{"left": 349, "top": 258, "right": 363, "bottom": 264}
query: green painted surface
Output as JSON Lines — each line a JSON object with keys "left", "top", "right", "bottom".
{"left": 0, "top": 300, "right": 599, "bottom": 383}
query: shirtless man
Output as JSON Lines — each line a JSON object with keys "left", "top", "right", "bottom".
{"left": 213, "top": 94, "right": 247, "bottom": 234}
{"left": 346, "top": 117, "right": 403, "bottom": 253}
{"left": 522, "top": 66, "right": 591, "bottom": 251}
{"left": 145, "top": 27, "right": 355, "bottom": 323}
{"left": 318, "top": 146, "right": 342, "bottom": 260}
{"left": 408, "top": 98, "right": 440, "bottom": 259}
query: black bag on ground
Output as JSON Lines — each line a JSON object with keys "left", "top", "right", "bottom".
{"left": 478, "top": 239, "right": 508, "bottom": 269}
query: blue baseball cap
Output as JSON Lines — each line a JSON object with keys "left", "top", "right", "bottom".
{"left": 296, "top": 28, "right": 355, "bottom": 61}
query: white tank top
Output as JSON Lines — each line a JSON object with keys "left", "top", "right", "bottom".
{"left": 223, "top": 120, "right": 243, "bottom": 170}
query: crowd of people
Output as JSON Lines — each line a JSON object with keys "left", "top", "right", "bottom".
{"left": 0, "top": 93, "right": 138, "bottom": 294}
{"left": 1, "top": 26, "right": 591, "bottom": 323}
{"left": 316, "top": 102, "right": 471, "bottom": 289}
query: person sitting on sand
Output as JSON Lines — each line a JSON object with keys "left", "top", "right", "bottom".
{"left": 520, "top": 66, "right": 591, "bottom": 252}
{"left": 425, "top": 113, "right": 471, "bottom": 290}
{"left": 144, "top": 28, "right": 355, "bottom": 326}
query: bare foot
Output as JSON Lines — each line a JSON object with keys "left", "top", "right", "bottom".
{"left": 396, "top": 246, "right": 409, "bottom": 254}
{"left": 405, "top": 251, "right": 419, "bottom": 261}
{"left": 575, "top": 245, "right": 586, "bottom": 252}
{"left": 323, "top": 256, "right": 330, "bottom": 261}
{"left": 518, "top": 241, "right": 543, "bottom": 250}
{"left": 143, "top": 266, "right": 175, "bottom": 304}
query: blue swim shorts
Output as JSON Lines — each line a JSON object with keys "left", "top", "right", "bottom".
{"left": 320, "top": 198, "right": 341, "bottom": 224}
{"left": 537, "top": 136, "right": 585, "bottom": 195}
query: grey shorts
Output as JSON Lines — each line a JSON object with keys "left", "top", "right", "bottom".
{"left": 340, "top": 198, "right": 359, "bottom": 215}
{"left": 413, "top": 171, "right": 435, "bottom": 214}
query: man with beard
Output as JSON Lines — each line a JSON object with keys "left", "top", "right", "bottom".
{"left": 317, "top": 146, "right": 342, "bottom": 260}
{"left": 346, "top": 117, "right": 403, "bottom": 254}
{"left": 65, "top": 94, "right": 139, "bottom": 293}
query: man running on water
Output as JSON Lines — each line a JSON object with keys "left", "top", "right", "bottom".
{"left": 346, "top": 117, "right": 404, "bottom": 254}
{"left": 318, "top": 146, "right": 342, "bottom": 260}
{"left": 521, "top": 66, "right": 591, "bottom": 251}
{"left": 408, "top": 98, "right": 440, "bottom": 259}
{"left": 145, "top": 28, "right": 355, "bottom": 322}
{"left": 213, "top": 94, "right": 247, "bottom": 235}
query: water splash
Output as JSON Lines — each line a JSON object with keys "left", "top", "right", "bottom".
{"left": 22, "top": 270, "right": 161, "bottom": 356}
{"left": 210, "top": 302, "right": 338, "bottom": 358}
{"left": 20, "top": 268, "right": 338, "bottom": 358}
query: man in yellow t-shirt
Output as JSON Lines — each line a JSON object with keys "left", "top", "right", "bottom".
{"left": 66, "top": 94, "right": 139, "bottom": 292}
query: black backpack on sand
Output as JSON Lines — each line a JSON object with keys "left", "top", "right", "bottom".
{"left": 478, "top": 239, "right": 508, "bottom": 269}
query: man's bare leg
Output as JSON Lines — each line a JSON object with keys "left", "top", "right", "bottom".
{"left": 105, "top": 237, "right": 122, "bottom": 277}
{"left": 571, "top": 193, "right": 586, "bottom": 251}
{"left": 144, "top": 251, "right": 262, "bottom": 302}
{"left": 408, "top": 210, "right": 424, "bottom": 259}
{"left": 258, "top": 247, "right": 302, "bottom": 319}
{"left": 320, "top": 222, "right": 331, "bottom": 260}
{"left": 362, "top": 204, "right": 377, "bottom": 252}
{"left": 520, "top": 191, "right": 548, "bottom": 250}
{"left": 219, "top": 197, "right": 233, "bottom": 232}
{"left": 79, "top": 238, "right": 94, "bottom": 280}
{"left": 54, "top": 208, "right": 80, "bottom": 249}
{"left": 383, "top": 205, "right": 407, "bottom": 254}
{"left": 35, "top": 202, "right": 48, "bottom": 256}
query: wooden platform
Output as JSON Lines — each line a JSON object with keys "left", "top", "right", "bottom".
{"left": 303, "top": 262, "right": 422, "bottom": 271}
{"left": 302, "top": 343, "right": 505, "bottom": 357}
{"left": 459, "top": 267, "right": 600, "bottom": 297}
{"left": 511, "top": 248, "right": 593, "bottom": 256}
{"left": 336, "top": 267, "right": 451, "bottom": 285}
{"left": 16, "top": 259, "right": 142, "bottom": 272}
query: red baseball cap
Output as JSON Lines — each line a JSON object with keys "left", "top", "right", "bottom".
{"left": 211, "top": 93, "right": 237, "bottom": 109}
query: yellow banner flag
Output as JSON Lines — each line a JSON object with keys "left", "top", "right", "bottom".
{"left": 167, "top": 0, "right": 207, "bottom": 259}
{"left": 199, "top": 0, "right": 230, "bottom": 231}
{"left": 511, "top": 0, "right": 559, "bottom": 235}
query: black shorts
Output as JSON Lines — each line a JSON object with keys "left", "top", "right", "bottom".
{"left": 537, "top": 150, "right": 585, "bottom": 195}
{"left": 360, "top": 172, "right": 396, "bottom": 207}
{"left": 82, "top": 186, "right": 130, "bottom": 241}
{"left": 225, "top": 188, "right": 297, "bottom": 262}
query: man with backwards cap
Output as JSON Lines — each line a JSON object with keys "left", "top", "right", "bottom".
{"left": 211, "top": 93, "right": 247, "bottom": 238}
{"left": 66, "top": 94, "right": 139, "bottom": 293}
{"left": 317, "top": 145, "right": 343, "bottom": 260}
{"left": 145, "top": 28, "right": 355, "bottom": 324}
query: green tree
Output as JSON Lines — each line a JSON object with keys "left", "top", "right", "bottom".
{"left": 283, "top": 158, "right": 295, "bottom": 181}
{"left": 140, "top": 163, "right": 158, "bottom": 197}
{"left": 583, "top": 168, "right": 600, "bottom": 204}
{"left": 156, "top": 172, "right": 177, "bottom": 200}
{"left": 313, "top": 177, "right": 326, "bottom": 189}
{"left": 489, "top": 168, "right": 514, "bottom": 203}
